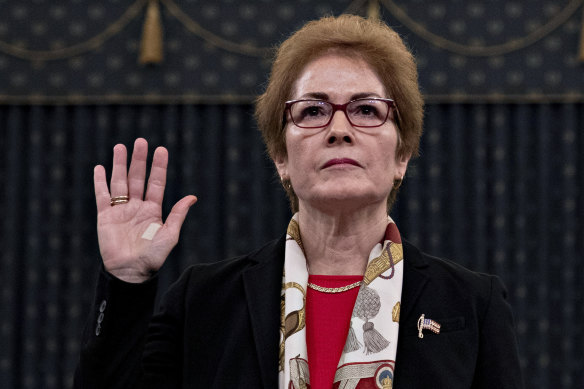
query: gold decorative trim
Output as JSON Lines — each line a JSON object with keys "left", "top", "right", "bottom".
{"left": 380, "top": 0, "right": 584, "bottom": 57}
{"left": 160, "top": 0, "right": 372, "bottom": 57}
{"left": 0, "top": 0, "right": 381, "bottom": 61}
{"left": 139, "top": 0, "right": 164, "bottom": 64}
{"left": 161, "top": 0, "right": 271, "bottom": 57}
{"left": 0, "top": 0, "right": 582, "bottom": 61}
{"left": 0, "top": 0, "right": 148, "bottom": 61}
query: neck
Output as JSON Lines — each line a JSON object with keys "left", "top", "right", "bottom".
{"left": 297, "top": 201, "right": 389, "bottom": 276}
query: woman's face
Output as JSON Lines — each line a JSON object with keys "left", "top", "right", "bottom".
{"left": 275, "top": 53, "right": 410, "bottom": 213}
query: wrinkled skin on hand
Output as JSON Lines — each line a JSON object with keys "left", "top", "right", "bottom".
{"left": 94, "top": 138, "right": 197, "bottom": 283}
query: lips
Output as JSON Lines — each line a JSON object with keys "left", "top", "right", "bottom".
{"left": 322, "top": 158, "right": 362, "bottom": 169}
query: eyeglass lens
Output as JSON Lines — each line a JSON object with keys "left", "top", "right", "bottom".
{"left": 290, "top": 99, "right": 390, "bottom": 128}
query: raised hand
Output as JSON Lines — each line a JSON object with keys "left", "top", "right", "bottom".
{"left": 93, "top": 138, "right": 197, "bottom": 283}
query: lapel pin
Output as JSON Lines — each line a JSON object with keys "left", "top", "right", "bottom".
{"left": 417, "top": 314, "right": 441, "bottom": 338}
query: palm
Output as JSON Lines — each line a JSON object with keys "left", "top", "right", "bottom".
{"left": 98, "top": 201, "right": 161, "bottom": 270}
{"left": 94, "top": 139, "right": 196, "bottom": 282}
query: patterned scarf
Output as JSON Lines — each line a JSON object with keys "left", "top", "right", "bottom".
{"left": 279, "top": 214, "right": 404, "bottom": 389}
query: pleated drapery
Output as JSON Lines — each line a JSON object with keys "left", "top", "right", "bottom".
{"left": 0, "top": 103, "right": 583, "bottom": 388}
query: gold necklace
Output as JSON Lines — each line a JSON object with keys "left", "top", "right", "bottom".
{"left": 307, "top": 280, "right": 362, "bottom": 294}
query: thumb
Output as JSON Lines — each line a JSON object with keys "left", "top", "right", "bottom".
{"left": 163, "top": 195, "right": 198, "bottom": 237}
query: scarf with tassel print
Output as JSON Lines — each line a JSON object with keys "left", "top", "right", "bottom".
{"left": 279, "top": 213, "right": 404, "bottom": 389}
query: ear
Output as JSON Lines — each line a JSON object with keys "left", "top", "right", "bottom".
{"left": 273, "top": 152, "right": 289, "bottom": 179}
{"left": 395, "top": 152, "right": 411, "bottom": 180}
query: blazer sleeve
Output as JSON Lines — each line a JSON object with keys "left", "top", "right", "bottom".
{"left": 472, "top": 276, "right": 524, "bottom": 389}
{"left": 74, "top": 266, "right": 188, "bottom": 389}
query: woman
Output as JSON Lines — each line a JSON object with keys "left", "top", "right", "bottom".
{"left": 75, "top": 15, "right": 523, "bottom": 389}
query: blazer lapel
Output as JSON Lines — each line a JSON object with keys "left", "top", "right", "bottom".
{"left": 400, "top": 240, "right": 430, "bottom": 324}
{"left": 242, "top": 236, "right": 286, "bottom": 389}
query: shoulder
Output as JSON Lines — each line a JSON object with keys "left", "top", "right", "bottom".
{"left": 401, "top": 240, "right": 510, "bottom": 320}
{"left": 400, "top": 240, "right": 514, "bottom": 335}
{"left": 166, "top": 235, "right": 286, "bottom": 297}
{"left": 403, "top": 239, "right": 500, "bottom": 297}
{"left": 187, "top": 235, "right": 284, "bottom": 277}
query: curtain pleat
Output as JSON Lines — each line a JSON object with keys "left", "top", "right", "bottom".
{"left": 470, "top": 104, "right": 489, "bottom": 272}
{"left": 535, "top": 105, "right": 552, "bottom": 384}
{"left": 0, "top": 103, "right": 583, "bottom": 388}
{"left": 558, "top": 103, "right": 578, "bottom": 385}
{"left": 512, "top": 104, "right": 530, "bottom": 370}
{"left": 22, "top": 106, "right": 43, "bottom": 388}
{"left": 1, "top": 106, "right": 27, "bottom": 389}
{"left": 447, "top": 104, "right": 467, "bottom": 265}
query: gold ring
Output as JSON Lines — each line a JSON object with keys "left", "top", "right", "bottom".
{"left": 110, "top": 195, "right": 129, "bottom": 206}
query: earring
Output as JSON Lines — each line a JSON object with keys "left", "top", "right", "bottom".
{"left": 393, "top": 175, "right": 403, "bottom": 190}
{"left": 281, "top": 177, "right": 292, "bottom": 191}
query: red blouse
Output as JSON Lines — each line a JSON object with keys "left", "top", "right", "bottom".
{"left": 306, "top": 275, "right": 362, "bottom": 389}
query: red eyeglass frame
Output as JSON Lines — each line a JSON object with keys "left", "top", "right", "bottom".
{"left": 284, "top": 98, "right": 400, "bottom": 129}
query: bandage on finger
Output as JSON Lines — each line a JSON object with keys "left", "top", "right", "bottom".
{"left": 141, "top": 223, "right": 162, "bottom": 240}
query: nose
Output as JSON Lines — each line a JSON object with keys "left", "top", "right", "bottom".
{"left": 326, "top": 110, "right": 354, "bottom": 145}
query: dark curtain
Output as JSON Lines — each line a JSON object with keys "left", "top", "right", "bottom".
{"left": 0, "top": 103, "right": 583, "bottom": 388}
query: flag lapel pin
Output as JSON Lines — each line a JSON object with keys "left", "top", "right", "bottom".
{"left": 417, "top": 314, "right": 441, "bottom": 338}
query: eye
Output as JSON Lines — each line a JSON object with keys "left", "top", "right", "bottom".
{"left": 350, "top": 101, "right": 380, "bottom": 117}
{"left": 295, "top": 101, "right": 330, "bottom": 120}
{"left": 357, "top": 104, "right": 378, "bottom": 116}
{"left": 302, "top": 105, "right": 325, "bottom": 117}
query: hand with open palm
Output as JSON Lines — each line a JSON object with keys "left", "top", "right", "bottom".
{"left": 93, "top": 138, "right": 197, "bottom": 283}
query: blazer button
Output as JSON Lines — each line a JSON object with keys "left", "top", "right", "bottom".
{"left": 99, "top": 300, "right": 107, "bottom": 312}
{"left": 97, "top": 312, "right": 104, "bottom": 324}
{"left": 95, "top": 324, "right": 102, "bottom": 336}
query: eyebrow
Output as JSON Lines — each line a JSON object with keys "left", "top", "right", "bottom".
{"left": 298, "top": 92, "right": 383, "bottom": 100}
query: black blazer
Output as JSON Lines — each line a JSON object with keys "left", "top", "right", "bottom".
{"left": 75, "top": 237, "right": 523, "bottom": 388}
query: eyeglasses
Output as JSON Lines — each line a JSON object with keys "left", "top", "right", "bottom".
{"left": 284, "top": 98, "right": 399, "bottom": 129}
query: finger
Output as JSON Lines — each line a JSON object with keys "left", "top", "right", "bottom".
{"left": 162, "top": 195, "right": 198, "bottom": 239}
{"left": 145, "top": 146, "right": 169, "bottom": 205}
{"left": 110, "top": 144, "right": 128, "bottom": 197}
{"left": 94, "top": 165, "right": 111, "bottom": 213}
{"left": 128, "top": 138, "right": 149, "bottom": 200}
